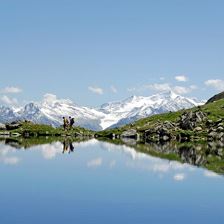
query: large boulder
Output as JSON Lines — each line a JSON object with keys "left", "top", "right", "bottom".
{"left": 178, "top": 110, "right": 207, "bottom": 130}
{"left": 194, "top": 126, "right": 203, "bottom": 132}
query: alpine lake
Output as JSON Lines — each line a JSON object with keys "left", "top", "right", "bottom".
{"left": 0, "top": 136, "right": 224, "bottom": 224}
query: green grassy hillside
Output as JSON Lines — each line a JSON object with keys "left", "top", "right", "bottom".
{"left": 97, "top": 99, "right": 224, "bottom": 141}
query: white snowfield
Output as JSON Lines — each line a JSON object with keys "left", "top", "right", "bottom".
{"left": 0, "top": 91, "right": 204, "bottom": 131}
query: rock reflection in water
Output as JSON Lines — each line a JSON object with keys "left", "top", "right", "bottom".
{"left": 121, "top": 139, "right": 224, "bottom": 174}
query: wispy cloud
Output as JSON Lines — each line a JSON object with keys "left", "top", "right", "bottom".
{"left": 1, "top": 86, "right": 22, "bottom": 94}
{"left": 0, "top": 86, "right": 22, "bottom": 106}
{"left": 205, "top": 79, "right": 224, "bottom": 91}
{"left": 175, "top": 75, "right": 188, "bottom": 82}
{"left": 88, "top": 86, "right": 104, "bottom": 95}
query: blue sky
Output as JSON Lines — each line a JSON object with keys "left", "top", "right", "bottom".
{"left": 0, "top": 0, "right": 224, "bottom": 107}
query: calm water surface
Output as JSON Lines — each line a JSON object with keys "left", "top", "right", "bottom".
{"left": 0, "top": 139, "right": 224, "bottom": 224}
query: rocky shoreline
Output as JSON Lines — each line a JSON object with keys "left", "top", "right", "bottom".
{"left": 1, "top": 97, "right": 224, "bottom": 144}
{"left": 0, "top": 121, "right": 94, "bottom": 138}
{"left": 96, "top": 105, "right": 224, "bottom": 143}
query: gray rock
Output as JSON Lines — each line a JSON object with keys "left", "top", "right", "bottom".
{"left": 217, "top": 126, "right": 224, "bottom": 132}
{"left": 218, "top": 148, "right": 223, "bottom": 156}
{"left": 206, "top": 120, "right": 214, "bottom": 125}
{"left": 11, "top": 132, "right": 21, "bottom": 137}
{"left": 208, "top": 131, "right": 218, "bottom": 139}
{"left": 121, "top": 129, "right": 138, "bottom": 139}
{"left": 163, "top": 121, "right": 176, "bottom": 129}
{"left": 217, "top": 123, "right": 224, "bottom": 129}
{"left": 218, "top": 132, "right": 224, "bottom": 139}
{"left": 0, "top": 123, "right": 6, "bottom": 130}
{"left": 179, "top": 110, "right": 207, "bottom": 130}
{"left": 216, "top": 118, "right": 223, "bottom": 124}
{"left": 194, "top": 127, "right": 203, "bottom": 132}
{"left": 6, "top": 123, "right": 21, "bottom": 130}
{"left": 0, "top": 131, "right": 10, "bottom": 136}
{"left": 162, "top": 135, "right": 170, "bottom": 141}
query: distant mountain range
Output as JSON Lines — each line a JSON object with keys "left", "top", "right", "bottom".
{"left": 0, "top": 91, "right": 204, "bottom": 131}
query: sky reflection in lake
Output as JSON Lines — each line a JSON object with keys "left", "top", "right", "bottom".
{"left": 0, "top": 139, "right": 223, "bottom": 224}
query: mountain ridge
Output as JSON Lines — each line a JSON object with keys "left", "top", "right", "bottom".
{"left": 206, "top": 91, "right": 224, "bottom": 104}
{"left": 0, "top": 91, "right": 204, "bottom": 131}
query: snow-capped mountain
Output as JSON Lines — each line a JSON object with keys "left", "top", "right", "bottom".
{"left": 0, "top": 106, "right": 18, "bottom": 123}
{"left": 99, "top": 91, "right": 204, "bottom": 129}
{"left": 0, "top": 91, "right": 204, "bottom": 131}
{"left": 16, "top": 94, "right": 105, "bottom": 130}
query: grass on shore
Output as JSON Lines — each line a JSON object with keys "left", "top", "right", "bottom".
{"left": 97, "top": 99, "right": 224, "bottom": 138}
{"left": 9, "top": 122, "right": 94, "bottom": 137}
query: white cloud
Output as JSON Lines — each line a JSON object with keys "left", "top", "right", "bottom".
{"left": 110, "top": 85, "right": 118, "bottom": 93}
{"left": 0, "top": 95, "right": 18, "bottom": 106}
{"left": 175, "top": 75, "right": 188, "bottom": 82}
{"left": 88, "top": 86, "right": 104, "bottom": 95}
{"left": 1, "top": 86, "right": 22, "bottom": 94}
{"left": 205, "top": 79, "right": 224, "bottom": 91}
{"left": 145, "top": 83, "right": 196, "bottom": 95}
{"left": 0, "top": 145, "right": 21, "bottom": 165}
{"left": 87, "top": 158, "right": 102, "bottom": 167}
{"left": 173, "top": 173, "right": 185, "bottom": 181}
{"left": 43, "top": 93, "right": 57, "bottom": 103}
{"left": 204, "top": 171, "right": 221, "bottom": 178}
{"left": 42, "top": 93, "right": 72, "bottom": 105}
{"left": 40, "top": 142, "right": 62, "bottom": 160}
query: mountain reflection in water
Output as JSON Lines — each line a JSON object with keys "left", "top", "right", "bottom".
{"left": 0, "top": 138, "right": 224, "bottom": 224}
{"left": 0, "top": 137, "right": 224, "bottom": 175}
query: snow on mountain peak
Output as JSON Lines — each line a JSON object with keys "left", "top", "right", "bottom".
{"left": 23, "top": 102, "right": 40, "bottom": 114}
{"left": 98, "top": 91, "right": 203, "bottom": 130}
{"left": 0, "top": 92, "right": 204, "bottom": 131}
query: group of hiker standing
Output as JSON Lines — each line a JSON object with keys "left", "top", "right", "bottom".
{"left": 63, "top": 116, "right": 75, "bottom": 130}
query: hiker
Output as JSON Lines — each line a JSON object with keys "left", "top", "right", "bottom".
{"left": 69, "top": 142, "right": 74, "bottom": 153}
{"left": 63, "top": 117, "right": 69, "bottom": 131}
{"left": 69, "top": 117, "right": 75, "bottom": 129}
{"left": 62, "top": 139, "right": 69, "bottom": 153}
